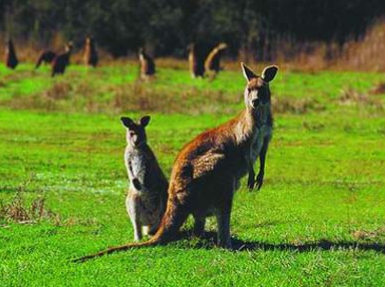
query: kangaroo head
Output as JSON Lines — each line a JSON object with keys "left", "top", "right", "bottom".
{"left": 241, "top": 63, "right": 278, "bottom": 110}
{"left": 121, "top": 116, "right": 151, "bottom": 147}
{"left": 86, "top": 36, "right": 95, "bottom": 46}
{"left": 187, "top": 43, "right": 195, "bottom": 52}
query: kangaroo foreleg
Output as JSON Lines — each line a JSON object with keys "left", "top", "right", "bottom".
{"left": 247, "top": 162, "right": 255, "bottom": 191}
{"left": 255, "top": 135, "right": 270, "bottom": 190}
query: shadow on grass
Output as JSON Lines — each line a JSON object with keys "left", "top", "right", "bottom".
{"left": 175, "top": 231, "right": 385, "bottom": 254}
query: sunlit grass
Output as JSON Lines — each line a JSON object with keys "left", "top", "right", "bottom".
{"left": 0, "top": 63, "right": 384, "bottom": 286}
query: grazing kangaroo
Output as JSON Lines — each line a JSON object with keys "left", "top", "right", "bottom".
{"left": 83, "top": 36, "right": 98, "bottom": 67}
{"left": 138, "top": 48, "right": 155, "bottom": 80}
{"left": 204, "top": 43, "right": 228, "bottom": 79}
{"left": 188, "top": 43, "right": 205, "bottom": 78}
{"left": 51, "top": 42, "right": 73, "bottom": 77}
{"left": 5, "top": 39, "right": 18, "bottom": 69}
{"left": 74, "top": 63, "right": 278, "bottom": 262}
{"left": 35, "top": 50, "right": 56, "bottom": 69}
{"left": 121, "top": 115, "right": 168, "bottom": 241}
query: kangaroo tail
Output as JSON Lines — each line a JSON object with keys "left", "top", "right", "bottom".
{"left": 72, "top": 197, "right": 188, "bottom": 263}
{"left": 72, "top": 236, "right": 160, "bottom": 263}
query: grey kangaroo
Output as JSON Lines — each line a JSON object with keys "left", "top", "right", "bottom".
{"left": 121, "top": 115, "right": 168, "bottom": 241}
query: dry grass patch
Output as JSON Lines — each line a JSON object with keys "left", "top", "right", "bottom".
{"left": 43, "top": 82, "right": 72, "bottom": 100}
{"left": 272, "top": 97, "right": 325, "bottom": 114}
{"left": 0, "top": 175, "right": 59, "bottom": 225}
{"left": 111, "top": 82, "right": 237, "bottom": 115}
{"left": 338, "top": 87, "right": 384, "bottom": 110}
{"left": 0, "top": 195, "right": 58, "bottom": 225}
{"left": 369, "top": 82, "right": 385, "bottom": 95}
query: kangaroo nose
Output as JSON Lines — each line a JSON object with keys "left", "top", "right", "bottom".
{"left": 252, "top": 98, "right": 260, "bottom": 108}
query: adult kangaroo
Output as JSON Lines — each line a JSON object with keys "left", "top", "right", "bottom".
{"left": 51, "top": 42, "right": 73, "bottom": 77}
{"left": 188, "top": 43, "right": 205, "bottom": 78}
{"left": 138, "top": 48, "right": 155, "bottom": 80}
{"left": 74, "top": 63, "right": 278, "bottom": 262}
{"left": 83, "top": 36, "right": 98, "bottom": 67}
{"left": 35, "top": 50, "right": 56, "bottom": 69}
{"left": 5, "top": 39, "right": 18, "bottom": 69}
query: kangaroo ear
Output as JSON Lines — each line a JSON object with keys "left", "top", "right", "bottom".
{"left": 140, "top": 116, "right": 151, "bottom": 127}
{"left": 261, "top": 65, "right": 278, "bottom": 82}
{"left": 241, "top": 63, "right": 258, "bottom": 82}
{"left": 120, "top": 117, "right": 135, "bottom": 129}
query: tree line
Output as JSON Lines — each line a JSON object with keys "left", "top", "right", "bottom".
{"left": 0, "top": 0, "right": 384, "bottom": 59}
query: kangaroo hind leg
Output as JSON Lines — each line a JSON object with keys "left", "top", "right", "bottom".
{"left": 126, "top": 194, "right": 142, "bottom": 241}
{"left": 215, "top": 179, "right": 234, "bottom": 249}
{"left": 193, "top": 215, "right": 206, "bottom": 237}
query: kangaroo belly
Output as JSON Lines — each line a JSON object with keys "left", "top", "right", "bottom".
{"left": 251, "top": 124, "right": 272, "bottom": 161}
{"left": 129, "top": 192, "right": 163, "bottom": 226}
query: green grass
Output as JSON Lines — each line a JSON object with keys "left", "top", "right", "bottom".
{"left": 0, "top": 63, "right": 384, "bottom": 286}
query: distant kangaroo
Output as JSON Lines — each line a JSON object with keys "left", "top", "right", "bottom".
{"left": 5, "top": 39, "right": 18, "bottom": 69}
{"left": 74, "top": 63, "right": 278, "bottom": 262}
{"left": 51, "top": 42, "right": 73, "bottom": 77}
{"left": 138, "top": 48, "right": 155, "bottom": 80}
{"left": 204, "top": 43, "right": 228, "bottom": 79}
{"left": 35, "top": 50, "right": 56, "bottom": 69}
{"left": 188, "top": 43, "right": 205, "bottom": 78}
{"left": 121, "top": 115, "right": 168, "bottom": 241}
{"left": 83, "top": 36, "right": 98, "bottom": 67}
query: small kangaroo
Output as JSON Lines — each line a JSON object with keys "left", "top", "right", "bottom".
{"left": 51, "top": 42, "right": 73, "bottom": 77}
{"left": 83, "top": 36, "right": 98, "bottom": 67}
{"left": 138, "top": 48, "right": 156, "bottom": 80}
{"left": 5, "top": 39, "right": 18, "bottom": 69}
{"left": 74, "top": 63, "right": 278, "bottom": 262}
{"left": 121, "top": 115, "right": 168, "bottom": 241}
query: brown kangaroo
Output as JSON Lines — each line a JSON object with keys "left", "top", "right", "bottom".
{"left": 74, "top": 63, "right": 278, "bottom": 262}
{"left": 35, "top": 50, "right": 56, "bottom": 69}
{"left": 204, "top": 43, "right": 228, "bottom": 79}
{"left": 5, "top": 39, "right": 18, "bottom": 69}
{"left": 83, "top": 36, "right": 98, "bottom": 67}
{"left": 51, "top": 42, "right": 73, "bottom": 77}
{"left": 138, "top": 48, "right": 155, "bottom": 80}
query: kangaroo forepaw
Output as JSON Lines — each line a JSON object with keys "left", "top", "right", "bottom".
{"left": 132, "top": 178, "right": 142, "bottom": 190}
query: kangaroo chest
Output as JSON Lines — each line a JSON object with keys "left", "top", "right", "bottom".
{"left": 125, "top": 149, "right": 148, "bottom": 188}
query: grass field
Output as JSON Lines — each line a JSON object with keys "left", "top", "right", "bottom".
{"left": 0, "top": 63, "right": 385, "bottom": 286}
